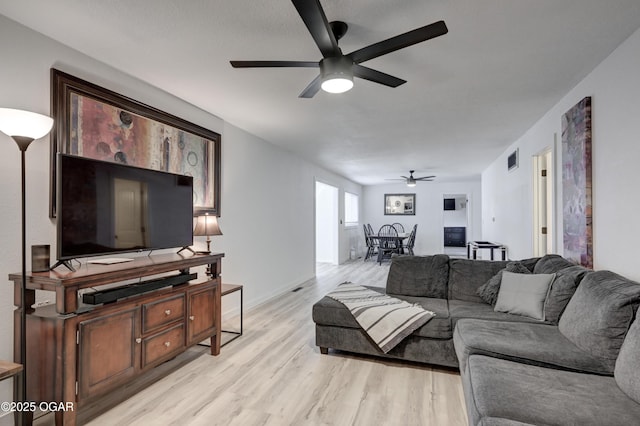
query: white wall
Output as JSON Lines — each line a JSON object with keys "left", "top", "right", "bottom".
{"left": 0, "top": 15, "right": 361, "bottom": 420}
{"left": 482, "top": 26, "right": 640, "bottom": 280}
{"left": 363, "top": 180, "right": 481, "bottom": 255}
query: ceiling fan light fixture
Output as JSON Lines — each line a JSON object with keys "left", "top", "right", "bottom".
{"left": 406, "top": 178, "right": 417, "bottom": 187}
{"left": 321, "top": 76, "right": 353, "bottom": 94}
{"left": 320, "top": 56, "right": 354, "bottom": 94}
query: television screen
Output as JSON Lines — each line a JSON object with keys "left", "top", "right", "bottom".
{"left": 57, "top": 154, "right": 193, "bottom": 260}
{"left": 444, "top": 198, "right": 456, "bottom": 210}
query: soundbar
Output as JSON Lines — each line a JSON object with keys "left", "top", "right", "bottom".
{"left": 82, "top": 272, "right": 198, "bottom": 305}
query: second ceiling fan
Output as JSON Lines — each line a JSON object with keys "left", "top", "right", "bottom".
{"left": 387, "top": 170, "right": 436, "bottom": 187}
{"left": 230, "top": 0, "right": 448, "bottom": 98}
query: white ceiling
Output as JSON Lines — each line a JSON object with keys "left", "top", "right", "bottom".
{"left": 2, "top": 1, "right": 640, "bottom": 185}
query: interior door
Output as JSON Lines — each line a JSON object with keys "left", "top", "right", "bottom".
{"left": 533, "top": 147, "right": 555, "bottom": 256}
{"left": 114, "top": 178, "right": 148, "bottom": 249}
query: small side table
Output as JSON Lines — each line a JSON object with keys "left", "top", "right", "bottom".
{"left": 467, "top": 241, "right": 507, "bottom": 261}
{"left": 221, "top": 284, "right": 243, "bottom": 347}
{"left": 0, "top": 360, "right": 22, "bottom": 382}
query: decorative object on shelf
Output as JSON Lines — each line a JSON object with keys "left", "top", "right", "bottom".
{"left": 50, "top": 69, "right": 221, "bottom": 217}
{"left": 31, "top": 244, "right": 50, "bottom": 272}
{"left": 0, "top": 107, "right": 54, "bottom": 420}
{"left": 194, "top": 213, "right": 223, "bottom": 254}
{"left": 562, "top": 96, "right": 592, "bottom": 268}
{"left": 384, "top": 193, "right": 416, "bottom": 215}
{"left": 508, "top": 148, "right": 519, "bottom": 171}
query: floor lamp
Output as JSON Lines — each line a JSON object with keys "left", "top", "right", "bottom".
{"left": 0, "top": 108, "right": 54, "bottom": 422}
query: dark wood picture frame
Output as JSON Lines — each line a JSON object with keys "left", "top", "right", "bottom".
{"left": 50, "top": 68, "right": 221, "bottom": 218}
{"left": 384, "top": 193, "right": 416, "bottom": 215}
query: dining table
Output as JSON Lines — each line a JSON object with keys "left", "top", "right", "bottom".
{"left": 372, "top": 232, "right": 410, "bottom": 263}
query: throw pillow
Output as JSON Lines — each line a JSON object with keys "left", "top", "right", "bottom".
{"left": 558, "top": 270, "right": 640, "bottom": 372}
{"left": 543, "top": 265, "right": 590, "bottom": 324}
{"left": 494, "top": 271, "right": 556, "bottom": 320}
{"left": 476, "top": 261, "right": 531, "bottom": 305}
{"left": 533, "top": 254, "right": 576, "bottom": 274}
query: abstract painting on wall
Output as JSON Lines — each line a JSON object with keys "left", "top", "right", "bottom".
{"left": 51, "top": 69, "right": 221, "bottom": 217}
{"left": 562, "top": 96, "right": 592, "bottom": 268}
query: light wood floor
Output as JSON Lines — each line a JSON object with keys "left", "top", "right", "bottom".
{"left": 82, "top": 260, "right": 467, "bottom": 425}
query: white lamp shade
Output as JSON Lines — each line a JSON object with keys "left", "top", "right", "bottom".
{"left": 193, "top": 214, "right": 223, "bottom": 237}
{"left": 0, "top": 108, "right": 54, "bottom": 140}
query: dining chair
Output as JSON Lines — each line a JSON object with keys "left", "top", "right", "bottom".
{"left": 391, "top": 223, "right": 405, "bottom": 233}
{"left": 363, "top": 224, "right": 378, "bottom": 261}
{"left": 377, "top": 224, "right": 399, "bottom": 264}
{"left": 403, "top": 224, "right": 418, "bottom": 255}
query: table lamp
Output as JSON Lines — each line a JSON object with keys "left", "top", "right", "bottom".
{"left": 193, "top": 213, "right": 222, "bottom": 254}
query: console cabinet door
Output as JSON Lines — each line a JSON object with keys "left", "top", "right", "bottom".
{"left": 187, "top": 285, "right": 216, "bottom": 345}
{"left": 78, "top": 307, "right": 140, "bottom": 399}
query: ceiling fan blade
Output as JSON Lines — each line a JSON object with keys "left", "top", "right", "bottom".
{"left": 415, "top": 176, "right": 436, "bottom": 180}
{"left": 352, "top": 65, "right": 406, "bottom": 88}
{"left": 385, "top": 178, "right": 405, "bottom": 181}
{"left": 292, "top": 0, "right": 341, "bottom": 58}
{"left": 399, "top": 176, "right": 409, "bottom": 179}
{"left": 348, "top": 20, "right": 448, "bottom": 64}
{"left": 299, "top": 75, "right": 322, "bottom": 98}
{"left": 230, "top": 60, "right": 319, "bottom": 68}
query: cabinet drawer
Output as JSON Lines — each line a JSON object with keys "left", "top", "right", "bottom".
{"left": 142, "top": 295, "right": 185, "bottom": 333}
{"left": 142, "top": 323, "right": 185, "bottom": 367}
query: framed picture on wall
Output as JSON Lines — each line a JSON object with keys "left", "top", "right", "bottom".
{"left": 50, "top": 68, "right": 221, "bottom": 218}
{"left": 384, "top": 193, "right": 416, "bottom": 215}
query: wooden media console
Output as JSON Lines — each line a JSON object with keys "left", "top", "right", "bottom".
{"left": 9, "top": 252, "right": 224, "bottom": 425}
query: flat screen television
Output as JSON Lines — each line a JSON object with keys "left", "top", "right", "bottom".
{"left": 57, "top": 154, "right": 194, "bottom": 262}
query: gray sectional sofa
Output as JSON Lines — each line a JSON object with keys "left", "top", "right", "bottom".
{"left": 312, "top": 254, "right": 640, "bottom": 425}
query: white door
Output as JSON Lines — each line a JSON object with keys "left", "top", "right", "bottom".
{"left": 114, "top": 178, "right": 148, "bottom": 249}
{"left": 315, "top": 181, "right": 339, "bottom": 264}
{"left": 533, "top": 147, "right": 555, "bottom": 256}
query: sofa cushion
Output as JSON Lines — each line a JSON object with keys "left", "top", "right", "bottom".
{"left": 476, "top": 261, "right": 532, "bottom": 306}
{"left": 615, "top": 315, "right": 640, "bottom": 404}
{"left": 494, "top": 272, "right": 555, "bottom": 320}
{"left": 463, "top": 355, "right": 640, "bottom": 426}
{"left": 559, "top": 270, "right": 640, "bottom": 372}
{"left": 453, "top": 319, "right": 613, "bottom": 375}
{"left": 449, "top": 300, "right": 544, "bottom": 327}
{"left": 543, "top": 265, "right": 590, "bottom": 324}
{"left": 385, "top": 254, "right": 449, "bottom": 298}
{"left": 312, "top": 291, "right": 453, "bottom": 339}
{"left": 448, "top": 259, "right": 509, "bottom": 303}
{"left": 533, "top": 254, "right": 575, "bottom": 274}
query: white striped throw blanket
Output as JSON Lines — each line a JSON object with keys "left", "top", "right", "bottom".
{"left": 326, "top": 282, "right": 435, "bottom": 353}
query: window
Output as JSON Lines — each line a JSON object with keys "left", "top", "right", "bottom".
{"left": 344, "top": 192, "right": 359, "bottom": 227}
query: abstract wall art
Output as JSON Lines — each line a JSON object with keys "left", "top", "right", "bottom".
{"left": 561, "top": 96, "right": 592, "bottom": 268}
{"left": 50, "top": 69, "right": 221, "bottom": 218}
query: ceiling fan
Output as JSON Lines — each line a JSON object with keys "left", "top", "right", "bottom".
{"left": 387, "top": 170, "right": 436, "bottom": 187}
{"left": 230, "top": 0, "right": 448, "bottom": 98}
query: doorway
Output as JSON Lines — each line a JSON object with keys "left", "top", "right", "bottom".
{"left": 315, "top": 181, "right": 339, "bottom": 264}
{"left": 443, "top": 193, "right": 470, "bottom": 258}
{"left": 533, "top": 146, "right": 555, "bottom": 256}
